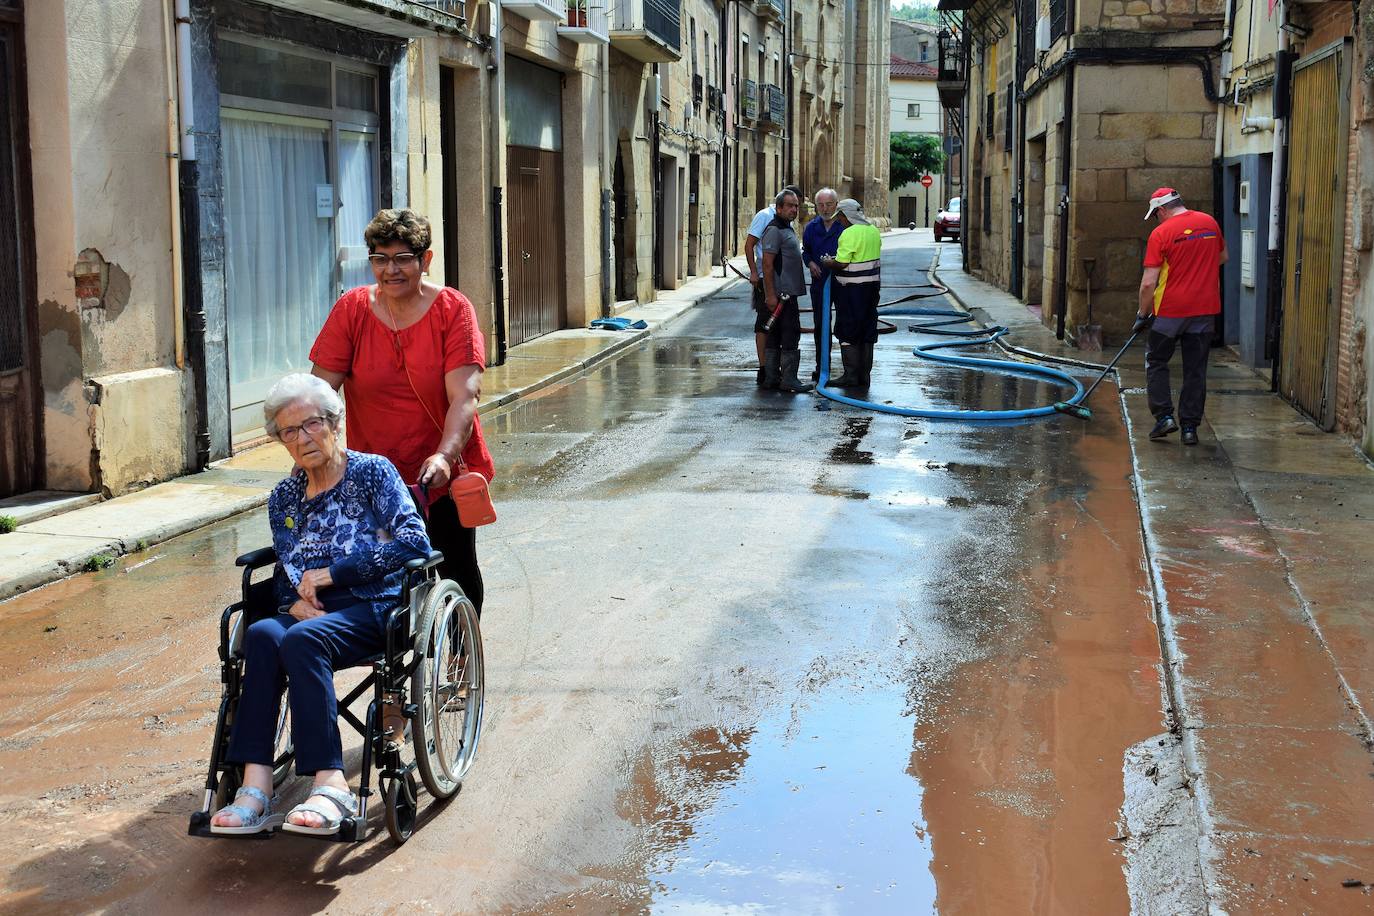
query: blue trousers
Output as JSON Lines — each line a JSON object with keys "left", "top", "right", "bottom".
{"left": 225, "top": 600, "right": 387, "bottom": 775}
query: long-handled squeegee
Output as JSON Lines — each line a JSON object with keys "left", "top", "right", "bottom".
{"left": 1052, "top": 327, "right": 1145, "bottom": 420}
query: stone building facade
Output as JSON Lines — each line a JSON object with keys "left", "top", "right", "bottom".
{"left": 948, "top": 0, "right": 1374, "bottom": 457}
{"left": 953, "top": 0, "right": 1222, "bottom": 338}
{"left": 732, "top": 0, "right": 891, "bottom": 242}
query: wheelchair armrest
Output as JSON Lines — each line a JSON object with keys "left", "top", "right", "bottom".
{"left": 404, "top": 550, "right": 445, "bottom": 573}
{"left": 235, "top": 546, "right": 278, "bottom": 569}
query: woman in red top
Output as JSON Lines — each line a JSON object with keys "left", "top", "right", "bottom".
{"left": 311, "top": 209, "right": 494, "bottom": 611}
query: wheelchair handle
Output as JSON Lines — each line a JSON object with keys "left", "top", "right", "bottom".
{"left": 235, "top": 546, "right": 278, "bottom": 569}
{"left": 404, "top": 550, "right": 445, "bottom": 573}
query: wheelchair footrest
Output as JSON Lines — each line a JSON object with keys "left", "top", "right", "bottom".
{"left": 187, "top": 810, "right": 279, "bottom": 840}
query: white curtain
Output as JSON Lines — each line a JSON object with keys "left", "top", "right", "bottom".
{"left": 338, "top": 130, "right": 378, "bottom": 292}
{"left": 222, "top": 114, "right": 333, "bottom": 429}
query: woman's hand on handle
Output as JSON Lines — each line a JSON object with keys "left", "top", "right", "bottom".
{"left": 418, "top": 452, "right": 453, "bottom": 491}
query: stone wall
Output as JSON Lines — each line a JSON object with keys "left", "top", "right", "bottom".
{"left": 1065, "top": 61, "right": 1217, "bottom": 339}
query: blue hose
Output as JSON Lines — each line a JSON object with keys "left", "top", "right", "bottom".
{"left": 814, "top": 281, "right": 1087, "bottom": 420}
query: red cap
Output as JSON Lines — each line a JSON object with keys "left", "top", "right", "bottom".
{"left": 1144, "top": 187, "right": 1182, "bottom": 220}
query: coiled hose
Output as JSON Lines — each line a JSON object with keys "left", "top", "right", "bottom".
{"left": 814, "top": 275, "right": 1089, "bottom": 420}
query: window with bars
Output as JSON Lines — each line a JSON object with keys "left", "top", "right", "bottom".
{"left": 1050, "top": 0, "right": 1067, "bottom": 41}
{"left": 985, "top": 92, "right": 994, "bottom": 136}
{"left": 983, "top": 176, "right": 992, "bottom": 232}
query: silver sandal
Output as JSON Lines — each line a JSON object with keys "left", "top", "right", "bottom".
{"left": 281, "top": 785, "right": 358, "bottom": 837}
{"left": 209, "top": 785, "right": 284, "bottom": 835}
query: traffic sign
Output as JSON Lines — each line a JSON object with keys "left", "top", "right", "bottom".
{"left": 919, "top": 175, "right": 933, "bottom": 188}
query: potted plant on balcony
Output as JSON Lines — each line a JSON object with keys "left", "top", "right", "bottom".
{"left": 567, "top": 0, "right": 587, "bottom": 28}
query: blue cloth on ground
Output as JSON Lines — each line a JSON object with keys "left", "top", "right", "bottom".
{"left": 589, "top": 317, "right": 648, "bottom": 331}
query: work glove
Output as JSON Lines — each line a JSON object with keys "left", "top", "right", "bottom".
{"left": 1132, "top": 313, "right": 1155, "bottom": 334}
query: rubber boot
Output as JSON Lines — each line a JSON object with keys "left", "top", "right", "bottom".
{"left": 779, "top": 350, "right": 814, "bottom": 393}
{"left": 762, "top": 348, "right": 781, "bottom": 390}
{"left": 828, "top": 344, "right": 863, "bottom": 388}
{"left": 811, "top": 335, "right": 823, "bottom": 382}
{"left": 861, "top": 342, "right": 876, "bottom": 387}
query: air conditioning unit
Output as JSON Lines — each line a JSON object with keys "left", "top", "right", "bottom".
{"left": 1036, "top": 16, "right": 1051, "bottom": 53}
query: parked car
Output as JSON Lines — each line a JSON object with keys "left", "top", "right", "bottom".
{"left": 933, "top": 197, "right": 960, "bottom": 242}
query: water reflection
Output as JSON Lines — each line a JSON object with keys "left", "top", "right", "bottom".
{"left": 632, "top": 683, "right": 935, "bottom": 915}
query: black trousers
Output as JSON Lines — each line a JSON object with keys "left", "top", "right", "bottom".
{"left": 811, "top": 275, "right": 832, "bottom": 364}
{"left": 425, "top": 495, "right": 485, "bottom": 614}
{"left": 761, "top": 295, "right": 802, "bottom": 350}
{"left": 1145, "top": 330, "right": 1210, "bottom": 427}
{"left": 834, "top": 282, "right": 880, "bottom": 345}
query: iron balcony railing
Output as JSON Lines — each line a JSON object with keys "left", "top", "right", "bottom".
{"left": 610, "top": 0, "right": 682, "bottom": 56}
{"left": 764, "top": 83, "right": 785, "bottom": 125}
{"left": 558, "top": 0, "right": 609, "bottom": 42}
{"left": 414, "top": 0, "right": 465, "bottom": 14}
{"left": 741, "top": 79, "right": 759, "bottom": 120}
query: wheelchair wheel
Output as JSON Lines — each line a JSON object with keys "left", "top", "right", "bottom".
{"left": 383, "top": 771, "right": 418, "bottom": 844}
{"left": 412, "top": 580, "right": 485, "bottom": 799}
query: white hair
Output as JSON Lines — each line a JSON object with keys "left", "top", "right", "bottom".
{"left": 815, "top": 187, "right": 839, "bottom": 203}
{"left": 263, "top": 373, "right": 344, "bottom": 439}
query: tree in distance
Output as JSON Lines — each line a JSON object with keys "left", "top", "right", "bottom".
{"left": 889, "top": 132, "right": 944, "bottom": 190}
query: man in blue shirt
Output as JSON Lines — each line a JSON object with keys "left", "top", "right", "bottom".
{"left": 801, "top": 187, "right": 843, "bottom": 381}
{"left": 744, "top": 184, "right": 803, "bottom": 386}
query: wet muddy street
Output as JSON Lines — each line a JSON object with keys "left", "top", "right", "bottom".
{"left": 0, "top": 233, "right": 1172, "bottom": 914}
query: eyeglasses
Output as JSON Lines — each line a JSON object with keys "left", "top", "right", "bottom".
{"left": 367, "top": 252, "right": 421, "bottom": 269}
{"left": 278, "top": 416, "right": 329, "bottom": 444}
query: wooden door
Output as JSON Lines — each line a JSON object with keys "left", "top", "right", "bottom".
{"left": 1279, "top": 45, "right": 1349, "bottom": 427}
{"left": 0, "top": 16, "right": 40, "bottom": 497}
{"left": 899, "top": 196, "right": 919, "bottom": 227}
{"left": 506, "top": 145, "right": 565, "bottom": 346}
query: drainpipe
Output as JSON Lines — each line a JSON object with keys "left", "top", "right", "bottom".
{"left": 161, "top": 0, "right": 185, "bottom": 370}
{"left": 173, "top": 0, "right": 211, "bottom": 471}
{"left": 784, "top": 0, "right": 792, "bottom": 185}
{"left": 487, "top": 0, "right": 509, "bottom": 363}
{"left": 1054, "top": 64, "right": 1074, "bottom": 340}
{"left": 1265, "top": 0, "right": 1289, "bottom": 375}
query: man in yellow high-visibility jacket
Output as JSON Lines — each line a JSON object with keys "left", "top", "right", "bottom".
{"left": 822, "top": 198, "right": 882, "bottom": 388}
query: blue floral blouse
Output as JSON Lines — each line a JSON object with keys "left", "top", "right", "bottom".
{"left": 268, "top": 450, "right": 431, "bottom": 614}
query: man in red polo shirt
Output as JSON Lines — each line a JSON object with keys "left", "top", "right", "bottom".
{"left": 1135, "top": 187, "right": 1228, "bottom": 446}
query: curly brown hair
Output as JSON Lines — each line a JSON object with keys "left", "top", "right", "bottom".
{"left": 364, "top": 208, "right": 432, "bottom": 253}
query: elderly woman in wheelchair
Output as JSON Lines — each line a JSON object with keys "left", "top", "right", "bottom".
{"left": 208, "top": 372, "right": 433, "bottom": 837}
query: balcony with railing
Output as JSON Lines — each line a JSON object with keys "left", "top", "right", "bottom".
{"left": 610, "top": 0, "right": 682, "bottom": 62}
{"left": 936, "top": 25, "right": 967, "bottom": 116}
{"left": 755, "top": 0, "right": 784, "bottom": 22}
{"left": 252, "top": 0, "right": 467, "bottom": 33}
{"left": 740, "top": 79, "right": 759, "bottom": 120}
{"left": 557, "top": 0, "right": 609, "bottom": 42}
{"left": 504, "top": 0, "right": 565, "bottom": 23}
{"left": 762, "top": 83, "right": 785, "bottom": 129}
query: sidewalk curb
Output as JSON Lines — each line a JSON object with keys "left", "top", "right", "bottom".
{"left": 0, "top": 277, "right": 742, "bottom": 604}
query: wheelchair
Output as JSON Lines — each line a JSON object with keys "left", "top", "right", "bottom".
{"left": 187, "top": 545, "right": 484, "bottom": 844}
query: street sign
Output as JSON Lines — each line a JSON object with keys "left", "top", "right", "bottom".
{"left": 920, "top": 175, "right": 933, "bottom": 188}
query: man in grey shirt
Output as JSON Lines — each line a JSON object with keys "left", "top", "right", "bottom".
{"left": 760, "top": 188, "right": 813, "bottom": 393}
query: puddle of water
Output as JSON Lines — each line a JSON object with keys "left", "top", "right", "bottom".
{"left": 628, "top": 682, "right": 934, "bottom": 915}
